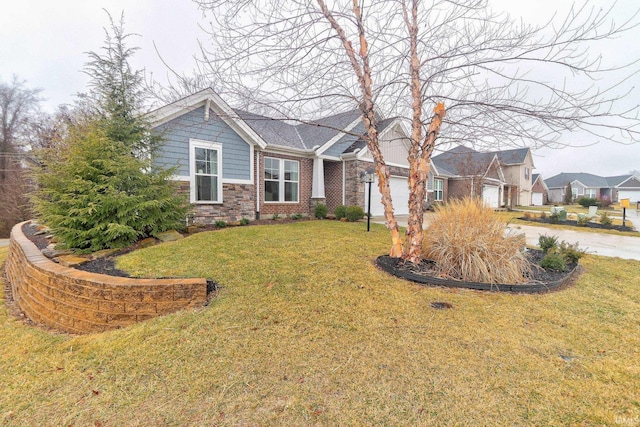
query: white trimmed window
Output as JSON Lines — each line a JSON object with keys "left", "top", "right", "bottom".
{"left": 265, "top": 157, "right": 299, "bottom": 203}
{"left": 190, "top": 139, "right": 222, "bottom": 203}
{"left": 585, "top": 188, "right": 596, "bottom": 199}
{"left": 434, "top": 178, "right": 444, "bottom": 201}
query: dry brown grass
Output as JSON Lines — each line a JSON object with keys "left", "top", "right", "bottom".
{"left": 2, "top": 224, "right": 640, "bottom": 426}
{"left": 423, "top": 198, "right": 531, "bottom": 284}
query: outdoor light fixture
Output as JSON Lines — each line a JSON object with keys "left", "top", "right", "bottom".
{"left": 360, "top": 168, "right": 376, "bottom": 232}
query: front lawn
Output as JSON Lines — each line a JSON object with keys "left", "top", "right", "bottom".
{"left": 1, "top": 221, "right": 640, "bottom": 425}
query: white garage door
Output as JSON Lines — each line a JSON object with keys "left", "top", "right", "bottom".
{"left": 482, "top": 185, "right": 500, "bottom": 208}
{"left": 365, "top": 176, "right": 411, "bottom": 216}
{"left": 618, "top": 190, "right": 640, "bottom": 203}
{"left": 532, "top": 192, "right": 544, "bottom": 206}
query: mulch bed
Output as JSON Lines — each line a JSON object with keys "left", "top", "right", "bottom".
{"left": 520, "top": 217, "right": 637, "bottom": 233}
{"left": 376, "top": 249, "right": 580, "bottom": 293}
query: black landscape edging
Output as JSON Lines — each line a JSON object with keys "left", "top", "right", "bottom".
{"left": 518, "top": 217, "right": 637, "bottom": 233}
{"left": 376, "top": 255, "right": 579, "bottom": 294}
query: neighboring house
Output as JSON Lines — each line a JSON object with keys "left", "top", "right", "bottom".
{"left": 148, "top": 88, "right": 416, "bottom": 223}
{"left": 545, "top": 172, "right": 640, "bottom": 203}
{"left": 606, "top": 175, "right": 640, "bottom": 202}
{"left": 430, "top": 145, "right": 535, "bottom": 208}
{"left": 531, "top": 174, "right": 548, "bottom": 206}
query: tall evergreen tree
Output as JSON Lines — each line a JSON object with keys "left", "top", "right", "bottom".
{"left": 33, "top": 13, "right": 188, "bottom": 252}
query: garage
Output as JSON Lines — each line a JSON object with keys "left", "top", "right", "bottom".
{"left": 618, "top": 190, "right": 640, "bottom": 203}
{"left": 482, "top": 185, "right": 500, "bottom": 208}
{"left": 532, "top": 192, "right": 544, "bottom": 206}
{"left": 365, "top": 176, "right": 411, "bottom": 216}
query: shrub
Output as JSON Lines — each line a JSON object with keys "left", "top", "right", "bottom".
{"left": 291, "top": 213, "right": 304, "bottom": 220}
{"left": 334, "top": 205, "right": 347, "bottom": 220}
{"left": 345, "top": 205, "right": 365, "bottom": 222}
{"left": 599, "top": 197, "right": 612, "bottom": 208}
{"left": 32, "top": 123, "right": 188, "bottom": 253}
{"left": 577, "top": 197, "right": 597, "bottom": 208}
{"left": 564, "top": 183, "right": 573, "bottom": 204}
{"left": 422, "top": 197, "right": 531, "bottom": 284}
{"left": 598, "top": 211, "right": 613, "bottom": 226}
{"left": 214, "top": 220, "right": 227, "bottom": 228}
{"left": 539, "top": 211, "right": 547, "bottom": 220}
{"left": 523, "top": 212, "right": 532, "bottom": 220}
{"left": 272, "top": 214, "right": 280, "bottom": 220}
{"left": 239, "top": 218, "right": 250, "bottom": 226}
{"left": 558, "top": 241, "right": 585, "bottom": 264}
{"left": 538, "top": 234, "right": 558, "bottom": 254}
{"left": 576, "top": 213, "right": 589, "bottom": 226}
{"left": 540, "top": 251, "right": 566, "bottom": 271}
{"left": 314, "top": 203, "right": 328, "bottom": 219}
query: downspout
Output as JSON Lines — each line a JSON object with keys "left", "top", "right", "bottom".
{"left": 256, "top": 149, "right": 261, "bottom": 220}
{"left": 342, "top": 161, "right": 346, "bottom": 205}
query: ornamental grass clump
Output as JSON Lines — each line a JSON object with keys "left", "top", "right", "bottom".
{"left": 422, "top": 198, "right": 531, "bottom": 284}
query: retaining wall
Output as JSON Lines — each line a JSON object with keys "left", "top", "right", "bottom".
{"left": 5, "top": 222, "right": 208, "bottom": 334}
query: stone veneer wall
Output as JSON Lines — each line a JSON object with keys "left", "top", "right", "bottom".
{"left": 5, "top": 222, "right": 208, "bottom": 334}
{"left": 177, "top": 181, "right": 257, "bottom": 223}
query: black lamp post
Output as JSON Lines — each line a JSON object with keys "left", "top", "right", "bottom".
{"left": 361, "top": 168, "right": 376, "bottom": 232}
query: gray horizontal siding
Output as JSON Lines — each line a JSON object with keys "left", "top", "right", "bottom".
{"left": 154, "top": 106, "right": 251, "bottom": 181}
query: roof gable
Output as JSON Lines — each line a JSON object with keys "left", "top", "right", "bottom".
{"left": 492, "top": 147, "right": 532, "bottom": 166}
{"left": 147, "top": 88, "right": 268, "bottom": 149}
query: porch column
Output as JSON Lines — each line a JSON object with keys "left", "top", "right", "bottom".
{"left": 312, "top": 157, "right": 325, "bottom": 199}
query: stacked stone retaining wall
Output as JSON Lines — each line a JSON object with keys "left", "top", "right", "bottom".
{"left": 5, "top": 222, "right": 208, "bottom": 334}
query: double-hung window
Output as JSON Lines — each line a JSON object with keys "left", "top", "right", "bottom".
{"left": 264, "top": 157, "right": 299, "bottom": 203}
{"left": 190, "top": 139, "right": 222, "bottom": 203}
{"left": 434, "top": 178, "right": 444, "bottom": 201}
{"left": 585, "top": 188, "right": 596, "bottom": 199}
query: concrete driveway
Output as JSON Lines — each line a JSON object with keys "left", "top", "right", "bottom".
{"left": 372, "top": 212, "right": 640, "bottom": 261}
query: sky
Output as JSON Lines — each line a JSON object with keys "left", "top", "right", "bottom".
{"left": 1, "top": 0, "right": 639, "bottom": 179}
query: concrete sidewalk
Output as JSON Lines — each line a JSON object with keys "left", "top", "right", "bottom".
{"left": 0, "top": 239, "right": 9, "bottom": 248}
{"left": 372, "top": 213, "right": 640, "bottom": 261}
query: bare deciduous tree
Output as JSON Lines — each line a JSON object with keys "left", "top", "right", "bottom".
{"left": 190, "top": 0, "right": 640, "bottom": 262}
{"left": 0, "top": 76, "right": 42, "bottom": 236}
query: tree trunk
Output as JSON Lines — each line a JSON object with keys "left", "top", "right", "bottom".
{"left": 405, "top": 103, "right": 445, "bottom": 264}
{"left": 318, "top": 0, "right": 403, "bottom": 258}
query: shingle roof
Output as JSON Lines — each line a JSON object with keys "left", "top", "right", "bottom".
{"left": 605, "top": 175, "right": 634, "bottom": 187}
{"left": 234, "top": 109, "right": 305, "bottom": 149}
{"left": 295, "top": 109, "right": 363, "bottom": 149}
{"left": 544, "top": 172, "right": 610, "bottom": 189}
{"left": 235, "top": 108, "right": 373, "bottom": 152}
{"left": 432, "top": 146, "right": 496, "bottom": 176}
{"left": 492, "top": 147, "right": 530, "bottom": 165}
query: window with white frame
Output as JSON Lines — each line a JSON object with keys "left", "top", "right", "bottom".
{"left": 525, "top": 167, "right": 530, "bottom": 180}
{"left": 264, "top": 157, "right": 299, "bottom": 202}
{"left": 190, "top": 140, "right": 222, "bottom": 203}
{"left": 434, "top": 179, "right": 444, "bottom": 201}
{"left": 585, "top": 188, "right": 596, "bottom": 199}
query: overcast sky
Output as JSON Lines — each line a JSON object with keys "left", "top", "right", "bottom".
{"left": 2, "top": 0, "right": 638, "bottom": 178}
